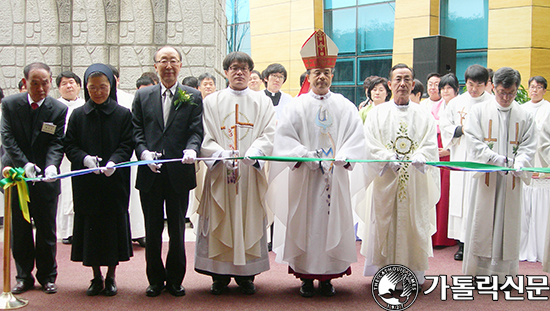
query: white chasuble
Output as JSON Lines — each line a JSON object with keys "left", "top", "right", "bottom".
{"left": 463, "top": 100, "right": 536, "bottom": 283}
{"left": 195, "top": 88, "right": 276, "bottom": 275}
{"left": 361, "top": 101, "right": 440, "bottom": 274}
{"left": 440, "top": 91, "right": 493, "bottom": 241}
{"left": 269, "top": 91, "right": 366, "bottom": 275}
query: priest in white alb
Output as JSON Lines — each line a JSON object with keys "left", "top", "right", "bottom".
{"left": 463, "top": 67, "right": 536, "bottom": 287}
{"left": 440, "top": 64, "right": 493, "bottom": 261}
{"left": 195, "top": 51, "right": 276, "bottom": 295}
{"left": 269, "top": 30, "right": 365, "bottom": 298}
{"left": 360, "top": 63, "right": 440, "bottom": 287}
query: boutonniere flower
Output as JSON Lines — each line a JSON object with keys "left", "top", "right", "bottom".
{"left": 174, "top": 89, "right": 195, "bottom": 110}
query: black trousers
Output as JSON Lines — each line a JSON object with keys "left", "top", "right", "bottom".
{"left": 139, "top": 170, "right": 189, "bottom": 287}
{"left": 11, "top": 184, "right": 58, "bottom": 285}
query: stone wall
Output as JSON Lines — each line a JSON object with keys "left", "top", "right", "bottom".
{"left": 0, "top": 0, "right": 227, "bottom": 97}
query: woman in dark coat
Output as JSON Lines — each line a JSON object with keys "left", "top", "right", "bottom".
{"left": 65, "top": 63, "right": 134, "bottom": 296}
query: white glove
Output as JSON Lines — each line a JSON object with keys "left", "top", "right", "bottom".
{"left": 83, "top": 155, "right": 103, "bottom": 174}
{"left": 411, "top": 153, "right": 427, "bottom": 174}
{"left": 42, "top": 165, "right": 58, "bottom": 182}
{"left": 141, "top": 150, "right": 162, "bottom": 173}
{"left": 242, "top": 148, "right": 263, "bottom": 166}
{"left": 380, "top": 154, "right": 402, "bottom": 176}
{"left": 304, "top": 150, "right": 320, "bottom": 171}
{"left": 220, "top": 150, "right": 239, "bottom": 170}
{"left": 321, "top": 160, "right": 332, "bottom": 174}
{"left": 334, "top": 155, "right": 347, "bottom": 167}
{"left": 490, "top": 154, "right": 513, "bottom": 176}
{"left": 102, "top": 161, "right": 116, "bottom": 177}
{"left": 23, "top": 162, "right": 41, "bottom": 179}
{"left": 181, "top": 149, "right": 197, "bottom": 164}
{"left": 512, "top": 161, "right": 525, "bottom": 178}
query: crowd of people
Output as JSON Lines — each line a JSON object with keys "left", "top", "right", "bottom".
{"left": 1, "top": 29, "right": 550, "bottom": 302}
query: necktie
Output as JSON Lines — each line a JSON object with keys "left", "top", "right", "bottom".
{"left": 31, "top": 102, "right": 39, "bottom": 110}
{"left": 163, "top": 89, "right": 172, "bottom": 126}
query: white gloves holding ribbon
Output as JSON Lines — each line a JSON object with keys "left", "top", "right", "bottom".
{"left": 42, "top": 165, "right": 58, "bottom": 182}
{"left": 181, "top": 149, "right": 197, "bottom": 164}
{"left": 220, "top": 150, "right": 239, "bottom": 170}
{"left": 83, "top": 155, "right": 102, "bottom": 174}
{"left": 141, "top": 150, "right": 163, "bottom": 173}
{"left": 333, "top": 155, "right": 348, "bottom": 167}
{"left": 304, "top": 150, "right": 320, "bottom": 171}
{"left": 102, "top": 161, "right": 116, "bottom": 177}
{"left": 242, "top": 148, "right": 263, "bottom": 166}
{"left": 411, "top": 153, "right": 427, "bottom": 174}
{"left": 512, "top": 161, "right": 525, "bottom": 178}
{"left": 490, "top": 154, "right": 513, "bottom": 176}
{"left": 380, "top": 154, "right": 402, "bottom": 176}
{"left": 23, "top": 162, "right": 41, "bottom": 179}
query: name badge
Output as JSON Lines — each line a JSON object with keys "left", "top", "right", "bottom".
{"left": 41, "top": 122, "right": 56, "bottom": 135}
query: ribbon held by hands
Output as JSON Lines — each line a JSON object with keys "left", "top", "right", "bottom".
{"left": 0, "top": 167, "right": 31, "bottom": 223}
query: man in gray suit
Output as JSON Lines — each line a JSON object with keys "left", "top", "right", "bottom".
{"left": 132, "top": 46, "right": 203, "bottom": 297}
{"left": 1, "top": 62, "right": 67, "bottom": 294}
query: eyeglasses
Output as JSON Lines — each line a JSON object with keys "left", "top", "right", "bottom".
{"left": 156, "top": 59, "right": 181, "bottom": 66}
{"left": 229, "top": 65, "right": 249, "bottom": 73}
{"left": 270, "top": 74, "right": 285, "bottom": 80}
{"left": 529, "top": 85, "right": 545, "bottom": 91}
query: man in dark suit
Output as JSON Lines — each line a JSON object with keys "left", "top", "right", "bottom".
{"left": 132, "top": 46, "right": 203, "bottom": 297}
{"left": 1, "top": 62, "right": 67, "bottom": 294}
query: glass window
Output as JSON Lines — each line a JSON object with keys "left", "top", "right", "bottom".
{"left": 227, "top": 0, "right": 250, "bottom": 24}
{"left": 333, "top": 59, "right": 355, "bottom": 85}
{"left": 456, "top": 51, "right": 487, "bottom": 84}
{"left": 227, "top": 0, "right": 251, "bottom": 54}
{"left": 440, "top": 0, "right": 488, "bottom": 50}
{"left": 359, "top": 0, "right": 392, "bottom": 4}
{"left": 357, "top": 2, "right": 395, "bottom": 54}
{"left": 325, "top": 0, "right": 357, "bottom": 10}
{"left": 325, "top": 7, "right": 357, "bottom": 55}
{"left": 331, "top": 86, "right": 357, "bottom": 104}
{"left": 358, "top": 56, "right": 392, "bottom": 82}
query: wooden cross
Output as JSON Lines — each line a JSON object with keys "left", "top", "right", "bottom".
{"left": 458, "top": 107, "right": 467, "bottom": 126}
{"left": 220, "top": 103, "right": 254, "bottom": 194}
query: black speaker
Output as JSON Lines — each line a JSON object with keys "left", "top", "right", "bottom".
{"left": 413, "top": 35, "right": 457, "bottom": 91}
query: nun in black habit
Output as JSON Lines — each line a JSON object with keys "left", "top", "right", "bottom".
{"left": 65, "top": 63, "right": 134, "bottom": 296}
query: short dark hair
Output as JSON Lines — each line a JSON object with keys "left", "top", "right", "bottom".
{"left": 56, "top": 71, "right": 82, "bottom": 87}
{"left": 487, "top": 68, "right": 494, "bottom": 83}
{"left": 250, "top": 70, "right": 261, "bottom": 78}
{"left": 223, "top": 51, "right": 254, "bottom": 71}
{"left": 0, "top": 86, "right": 4, "bottom": 102}
{"left": 136, "top": 76, "right": 155, "bottom": 89}
{"left": 528, "top": 76, "right": 547, "bottom": 90}
{"left": 411, "top": 79, "right": 424, "bottom": 96}
{"left": 389, "top": 63, "right": 414, "bottom": 80}
{"left": 438, "top": 73, "right": 459, "bottom": 95}
{"left": 182, "top": 76, "right": 199, "bottom": 88}
{"left": 23, "top": 62, "right": 52, "bottom": 79}
{"left": 105, "top": 64, "right": 119, "bottom": 79}
{"left": 153, "top": 46, "right": 183, "bottom": 63}
{"left": 464, "top": 64, "right": 488, "bottom": 85}
{"left": 367, "top": 77, "right": 392, "bottom": 102}
{"left": 141, "top": 72, "right": 159, "bottom": 84}
{"left": 262, "top": 63, "right": 287, "bottom": 86}
{"left": 363, "top": 75, "right": 379, "bottom": 91}
{"left": 493, "top": 67, "right": 521, "bottom": 89}
{"left": 426, "top": 72, "right": 441, "bottom": 82}
{"left": 18, "top": 79, "right": 25, "bottom": 91}
{"left": 299, "top": 72, "right": 307, "bottom": 87}
{"left": 198, "top": 73, "right": 216, "bottom": 85}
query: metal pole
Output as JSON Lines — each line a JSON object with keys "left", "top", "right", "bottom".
{"left": 0, "top": 167, "right": 28, "bottom": 309}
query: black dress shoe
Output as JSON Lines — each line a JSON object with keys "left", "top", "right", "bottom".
{"left": 87, "top": 277, "right": 104, "bottom": 296}
{"left": 166, "top": 284, "right": 186, "bottom": 297}
{"left": 12, "top": 280, "right": 34, "bottom": 294}
{"left": 133, "top": 237, "right": 146, "bottom": 248}
{"left": 237, "top": 279, "right": 256, "bottom": 295}
{"left": 104, "top": 277, "right": 117, "bottom": 296}
{"left": 145, "top": 284, "right": 164, "bottom": 297}
{"left": 42, "top": 282, "right": 58, "bottom": 294}
{"left": 454, "top": 242, "right": 464, "bottom": 261}
{"left": 320, "top": 280, "right": 336, "bottom": 297}
{"left": 62, "top": 236, "right": 73, "bottom": 244}
{"left": 210, "top": 280, "right": 229, "bottom": 295}
{"left": 299, "top": 279, "right": 314, "bottom": 298}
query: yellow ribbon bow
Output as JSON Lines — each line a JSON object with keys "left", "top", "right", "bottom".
{"left": 0, "top": 167, "right": 31, "bottom": 223}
